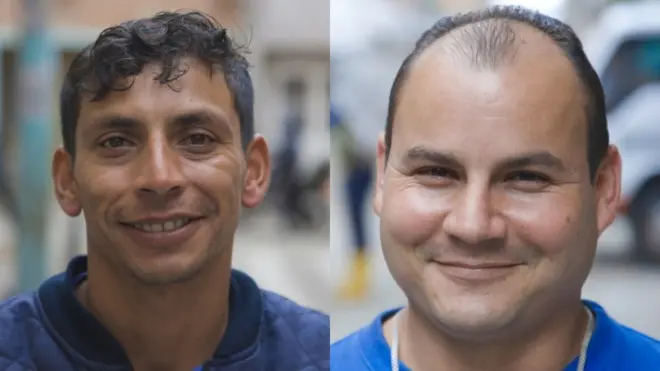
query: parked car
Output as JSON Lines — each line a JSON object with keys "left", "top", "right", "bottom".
{"left": 583, "top": 0, "right": 660, "bottom": 263}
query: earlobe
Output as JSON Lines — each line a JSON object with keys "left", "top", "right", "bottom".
{"left": 241, "top": 135, "right": 271, "bottom": 209}
{"left": 372, "top": 132, "right": 386, "bottom": 217}
{"left": 52, "top": 148, "right": 82, "bottom": 217}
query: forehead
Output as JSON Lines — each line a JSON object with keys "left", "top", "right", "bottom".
{"left": 77, "top": 59, "right": 237, "bottom": 130}
{"left": 392, "top": 23, "right": 588, "bottom": 160}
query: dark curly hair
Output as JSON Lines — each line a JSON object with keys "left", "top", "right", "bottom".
{"left": 60, "top": 10, "right": 254, "bottom": 158}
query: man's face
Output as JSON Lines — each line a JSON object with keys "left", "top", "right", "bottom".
{"left": 374, "top": 30, "right": 621, "bottom": 338}
{"left": 53, "top": 59, "right": 270, "bottom": 285}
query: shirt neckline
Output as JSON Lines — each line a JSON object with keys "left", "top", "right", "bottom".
{"left": 37, "top": 255, "right": 264, "bottom": 367}
{"left": 357, "top": 300, "right": 614, "bottom": 371}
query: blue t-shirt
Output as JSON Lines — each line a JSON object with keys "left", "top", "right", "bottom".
{"left": 331, "top": 300, "right": 660, "bottom": 370}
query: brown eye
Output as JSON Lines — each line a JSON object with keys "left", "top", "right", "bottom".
{"left": 178, "top": 133, "right": 218, "bottom": 155}
{"left": 506, "top": 171, "right": 552, "bottom": 192}
{"left": 101, "top": 136, "right": 129, "bottom": 149}
{"left": 507, "top": 171, "right": 550, "bottom": 183}
{"left": 187, "top": 134, "right": 212, "bottom": 146}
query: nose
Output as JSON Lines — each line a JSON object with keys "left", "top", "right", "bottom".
{"left": 442, "top": 184, "right": 505, "bottom": 245}
{"left": 135, "top": 136, "right": 185, "bottom": 197}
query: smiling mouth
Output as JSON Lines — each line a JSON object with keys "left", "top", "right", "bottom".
{"left": 122, "top": 217, "right": 199, "bottom": 233}
{"left": 432, "top": 261, "right": 523, "bottom": 282}
{"left": 438, "top": 262, "right": 522, "bottom": 269}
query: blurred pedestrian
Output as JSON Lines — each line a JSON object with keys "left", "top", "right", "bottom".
{"left": 0, "top": 143, "right": 17, "bottom": 219}
{"left": 332, "top": 6, "right": 660, "bottom": 371}
{"left": 272, "top": 78, "right": 316, "bottom": 228}
{"left": 0, "top": 11, "right": 328, "bottom": 371}
{"left": 0, "top": 125, "right": 18, "bottom": 300}
{"left": 331, "top": 105, "right": 375, "bottom": 299}
{"left": 0, "top": 184, "right": 17, "bottom": 300}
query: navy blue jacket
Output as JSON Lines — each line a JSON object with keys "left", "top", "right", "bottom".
{"left": 0, "top": 256, "right": 329, "bottom": 370}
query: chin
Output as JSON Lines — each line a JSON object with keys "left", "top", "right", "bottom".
{"left": 130, "top": 266, "right": 202, "bottom": 285}
{"left": 424, "top": 296, "right": 523, "bottom": 339}
{"left": 126, "top": 251, "right": 209, "bottom": 286}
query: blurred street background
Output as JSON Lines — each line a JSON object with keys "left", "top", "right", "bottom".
{"left": 330, "top": 0, "right": 660, "bottom": 342}
{"left": 0, "top": 0, "right": 331, "bottom": 312}
{"left": 2, "top": 0, "right": 660, "bottom": 344}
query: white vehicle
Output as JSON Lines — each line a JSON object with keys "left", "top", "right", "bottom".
{"left": 583, "top": 1, "right": 660, "bottom": 262}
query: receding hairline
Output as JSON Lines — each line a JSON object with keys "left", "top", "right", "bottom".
{"left": 396, "top": 18, "right": 589, "bottom": 125}
{"left": 413, "top": 18, "right": 572, "bottom": 72}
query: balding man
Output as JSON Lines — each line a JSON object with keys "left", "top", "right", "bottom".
{"left": 331, "top": 6, "right": 660, "bottom": 371}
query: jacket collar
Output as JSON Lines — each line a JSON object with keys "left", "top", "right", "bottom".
{"left": 38, "top": 255, "right": 263, "bottom": 366}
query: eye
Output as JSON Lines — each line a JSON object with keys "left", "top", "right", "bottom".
{"left": 507, "top": 171, "right": 550, "bottom": 183}
{"left": 100, "top": 136, "right": 130, "bottom": 149}
{"left": 415, "top": 167, "right": 458, "bottom": 179}
{"left": 505, "top": 171, "right": 553, "bottom": 191}
{"left": 182, "top": 133, "right": 214, "bottom": 146}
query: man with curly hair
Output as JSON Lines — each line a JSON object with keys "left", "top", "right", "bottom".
{"left": 0, "top": 11, "right": 329, "bottom": 371}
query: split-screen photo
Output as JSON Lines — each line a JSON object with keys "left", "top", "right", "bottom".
{"left": 0, "top": 0, "right": 659, "bottom": 370}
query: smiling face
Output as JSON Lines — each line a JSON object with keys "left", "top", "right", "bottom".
{"left": 374, "top": 25, "right": 621, "bottom": 338}
{"left": 53, "top": 59, "right": 270, "bottom": 285}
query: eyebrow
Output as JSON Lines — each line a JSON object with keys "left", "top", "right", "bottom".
{"left": 403, "top": 146, "right": 462, "bottom": 167}
{"left": 94, "top": 115, "right": 141, "bottom": 130}
{"left": 403, "top": 146, "right": 567, "bottom": 172}
{"left": 92, "top": 109, "right": 231, "bottom": 131}
{"left": 169, "top": 109, "right": 230, "bottom": 129}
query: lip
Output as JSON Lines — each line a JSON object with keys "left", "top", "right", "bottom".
{"left": 433, "top": 261, "right": 523, "bottom": 283}
{"left": 438, "top": 261, "right": 522, "bottom": 269}
{"left": 123, "top": 213, "right": 203, "bottom": 224}
{"left": 119, "top": 217, "right": 203, "bottom": 249}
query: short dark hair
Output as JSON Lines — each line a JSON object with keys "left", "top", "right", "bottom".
{"left": 385, "top": 5, "right": 608, "bottom": 181}
{"left": 60, "top": 11, "right": 254, "bottom": 158}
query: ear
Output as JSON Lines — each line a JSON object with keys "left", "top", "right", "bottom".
{"left": 52, "top": 147, "right": 82, "bottom": 217}
{"left": 241, "top": 135, "right": 271, "bottom": 208}
{"left": 372, "top": 132, "right": 387, "bottom": 217}
{"left": 595, "top": 145, "right": 622, "bottom": 234}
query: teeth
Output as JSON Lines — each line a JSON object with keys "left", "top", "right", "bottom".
{"left": 132, "top": 218, "right": 190, "bottom": 233}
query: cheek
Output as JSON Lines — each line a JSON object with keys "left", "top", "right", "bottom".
{"left": 380, "top": 185, "right": 448, "bottom": 306}
{"left": 504, "top": 192, "right": 592, "bottom": 256}
{"left": 381, "top": 185, "right": 446, "bottom": 248}
{"left": 75, "top": 166, "right": 126, "bottom": 213}
{"left": 185, "top": 155, "right": 245, "bottom": 208}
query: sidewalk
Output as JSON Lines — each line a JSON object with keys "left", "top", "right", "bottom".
{"left": 233, "top": 211, "right": 330, "bottom": 312}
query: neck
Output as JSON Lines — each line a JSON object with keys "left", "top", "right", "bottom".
{"left": 385, "top": 299, "right": 589, "bottom": 371}
{"left": 79, "top": 251, "right": 233, "bottom": 371}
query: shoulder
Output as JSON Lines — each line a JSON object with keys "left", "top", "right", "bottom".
{"left": 331, "top": 325, "right": 379, "bottom": 371}
{"left": 0, "top": 292, "right": 42, "bottom": 342}
{"left": 331, "top": 308, "right": 401, "bottom": 370}
{"left": 261, "top": 290, "right": 329, "bottom": 369}
{"left": 587, "top": 300, "right": 660, "bottom": 367}
{"left": 0, "top": 293, "right": 42, "bottom": 370}
{"left": 262, "top": 290, "right": 329, "bottom": 333}
{"left": 331, "top": 329, "right": 362, "bottom": 361}
{"left": 615, "top": 323, "right": 660, "bottom": 363}
{"left": 330, "top": 310, "right": 395, "bottom": 371}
